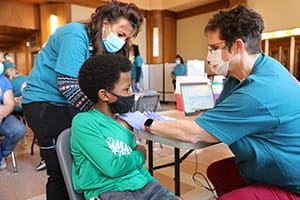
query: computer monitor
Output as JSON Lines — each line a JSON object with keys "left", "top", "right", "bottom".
{"left": 180, "top": 82, "right": 215, "bottom": 116}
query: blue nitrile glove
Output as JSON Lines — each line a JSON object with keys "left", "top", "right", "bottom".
{"left": 136, "top": 83, "right": 142, "bottom": 92}
{"left": 117, "top": 111, "right": 147, "bottom": 131}
{"left": 143, "top": 111, "right": 174, "bottom": 121}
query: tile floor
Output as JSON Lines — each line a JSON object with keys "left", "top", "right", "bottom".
{"left": 0, "top": 103, "right": 233, "bottom": 200}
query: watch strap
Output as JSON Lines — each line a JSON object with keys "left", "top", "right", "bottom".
{"left": 144, "top": 118, "right": 154, "bottom": 133}
{"left": 144, "top": 126, "right": 151, "bottom": 133}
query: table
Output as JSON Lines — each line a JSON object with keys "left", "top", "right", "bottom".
{"left": 136, "top": 110, "right": 218, "bottom": 196}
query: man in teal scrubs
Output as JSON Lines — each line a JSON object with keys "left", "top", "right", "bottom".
{"left": 118, "top": 5, "right": 300, "bottom": 200}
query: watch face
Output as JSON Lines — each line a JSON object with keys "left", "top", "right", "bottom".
{"left": 144, "top": 119, "right": 154, "bottom": 127}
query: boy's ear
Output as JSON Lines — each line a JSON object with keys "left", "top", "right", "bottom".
{"left": 98, "top": 89, "right": 109, "bottom": 102}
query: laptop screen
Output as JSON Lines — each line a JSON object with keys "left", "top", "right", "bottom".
{"left": 180, "top": 82, "right": 215, "bottom": 116}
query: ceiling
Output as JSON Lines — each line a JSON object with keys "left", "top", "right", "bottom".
{"left": 0, "top": 26, "right": 38, "bottom": 50}
{"left": 0, "top": 0, "right": 220, "bottom": 51}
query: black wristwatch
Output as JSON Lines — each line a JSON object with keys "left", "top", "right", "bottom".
{"left": 144, "top": 119, "right": 154, "bottom": 132}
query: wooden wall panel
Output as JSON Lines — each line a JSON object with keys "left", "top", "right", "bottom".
{"left": 146, "top": 10, "right": 176, "bottom": 64}
{"left": 15, "top": 42, "right": 27, "bottom": 75}
{"left": 146, "top": 10, "right": 164, "bottom": 63}
{"left": 163, "top": 14, "right": 176, "bottom": 63}
{"left": 39, "top": 3, "right": 71, "bottom": 45}
{"left": 71, "top": 0, "right": 107, "bottom": 8}
{"left": 229, "top": 0, "right": 247, "bottom": 7}
{"left": 176, "top": 0, "right": 229, "bottom": 19}
{"left": 0, "top": 1, "right": 39, "bottom": 29}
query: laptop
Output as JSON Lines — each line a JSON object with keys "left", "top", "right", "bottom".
{"left": 180, "top": 82, "right": 215, "bottom": 116}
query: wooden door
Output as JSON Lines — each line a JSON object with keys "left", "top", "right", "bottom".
{"left": 269, "top": 37, "right": 290, "bottom": 71}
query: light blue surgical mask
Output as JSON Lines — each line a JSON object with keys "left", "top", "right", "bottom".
{"left": 5, "top": 56, "right": 11, "bottom": 61}
{"left": 175, "top": 60, "right": 180, "bottom": 64}
{"left": 103, "top": 31, "right": 125, "bottom": 53}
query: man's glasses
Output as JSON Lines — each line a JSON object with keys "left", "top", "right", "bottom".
{"left": 208, "top": 41, "right": 227, "bottom": 53}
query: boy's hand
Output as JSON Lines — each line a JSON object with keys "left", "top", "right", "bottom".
{"left": 134, "top": 144, "right": 147, "bottom": 161}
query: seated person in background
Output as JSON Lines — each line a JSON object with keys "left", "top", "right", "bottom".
{"left": 4, "top": 67, "right": 27, "bottom": 113}
{"left": 0, "top": 74, "right": 26, "bottom": 169}
{"left": 71, "top": 54, "right": 180, "bottom": 200}
{"left": 4, "top": 67, "right": 46, "bottom": 171}
{"left": 2, "top": 53, "right": 16, "bottom": 74}
{"left": 170, "top": 54, "right": 187, "bottom": 90}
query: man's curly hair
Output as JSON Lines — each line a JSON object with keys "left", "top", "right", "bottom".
{"left": 79, "top": 54, "right": 131, "bottom": 103}
{"left": 204, "top": 5, "right": 264, "bottom": 55}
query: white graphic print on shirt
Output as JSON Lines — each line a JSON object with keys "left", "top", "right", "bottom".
{"left": 106, "top": 137, "right": 132, "bottom": 156}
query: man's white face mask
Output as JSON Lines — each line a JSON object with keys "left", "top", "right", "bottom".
{"left": 207, "top": 49, "right": 230, "bottom": 76}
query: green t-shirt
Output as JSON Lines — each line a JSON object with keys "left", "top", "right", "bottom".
{"left": 71, "top": 109, "right": 156, "bottom": 199}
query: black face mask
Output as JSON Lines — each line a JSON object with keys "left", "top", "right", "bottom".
{"left": 108, "top": 92, "right": 135, "bottom": 114}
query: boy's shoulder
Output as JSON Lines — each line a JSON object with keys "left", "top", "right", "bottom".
{"left": 73, "top": 109, "right": 108, "bottom": 123}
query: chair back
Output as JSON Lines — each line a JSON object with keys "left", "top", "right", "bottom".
{"left": 56, "top": 128, "right": 84, "bottom": 200}
{"left": 135, "top": 91, "right": 160, "bottom": 112}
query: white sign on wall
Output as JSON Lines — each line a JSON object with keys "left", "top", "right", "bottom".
{"left": 153, "top": 27, "right": 159, "bottom": 57}
{"left": 187, "top": 60, "right": 205, "bottom": 77}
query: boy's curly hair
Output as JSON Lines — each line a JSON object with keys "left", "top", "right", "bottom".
{"left": 79, "top": 54, "right": 131, "bottom": 103}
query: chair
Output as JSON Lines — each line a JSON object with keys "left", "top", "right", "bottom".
{"left": 11, "top": 151, "right": 17, "bottom": 173}
{"left": 134, "top": 91, "right": 163, "bottom": 149}
{"left": 12, "top": 111, "right": 28, "bottom": 146}
{"left": 0, "top": 136, "right": 17, "bottom": 173}
{"left": 135, "top": 91, "right": 160, "bottom": 112}
{"left": 56, "top": 128, "right": 84, "bottom": 200}
{"left": 12, "top": 111, "right": 37, "bottom": 155}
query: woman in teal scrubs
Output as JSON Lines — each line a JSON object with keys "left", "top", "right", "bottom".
{"left": 21, "top": 2, "right": 143, "bottom": 200}
{"left": 130, "top": 44, "right": 144, "bottom": 92}
{"left": 170, "top": 54, "right": 187, "bottom": 90}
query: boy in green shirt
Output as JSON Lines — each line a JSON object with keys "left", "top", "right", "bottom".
{"left": 71, "top": 54, "right": 180, "bottom": 200}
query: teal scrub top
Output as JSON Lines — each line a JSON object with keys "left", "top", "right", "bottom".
{"left": 130, "top": 55, "right": 143, "bottom": 81}
{"left": 11, "top": 75, "right": 27, "bottom": 97}
{"left": 22, "top": 22, "right": 90, "bottom": 104}
{"left": 171, "top": 64, "right": 187, "bottom": 77}
{"left": 195, "top": 54, "right": 300, "bottom": 194}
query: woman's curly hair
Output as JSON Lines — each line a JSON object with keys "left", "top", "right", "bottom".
{"left": 85, "top": 1, "right": 143, "bottom": 57}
